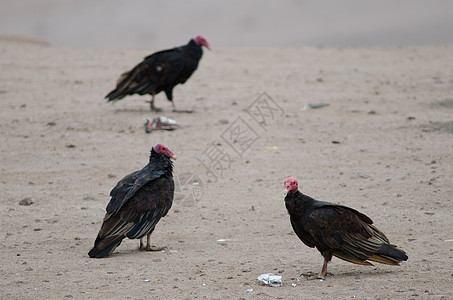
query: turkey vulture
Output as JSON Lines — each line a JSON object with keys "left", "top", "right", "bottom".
{"left": 284, "top": 177, "right": 408, "bottom": 279}
{"left": 88, "top": 144, "right": 176, "bottom": 258}
{"left": 105, "top": 35, "right": 210, "bottom": 112}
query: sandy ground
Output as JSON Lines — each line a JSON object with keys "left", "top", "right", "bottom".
{"left": 1, "top": 36, "right": 453, "bottom": 299}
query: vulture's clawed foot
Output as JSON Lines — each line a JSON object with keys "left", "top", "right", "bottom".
{"left": 144, "top": 245, "right": 167, "bottom": 251}
{"left": 151, "top": 107, "right": 163, "bottom": 112}
{"left": 172, "top": 109, "right": 193, "bottom": 113}
{"left": 139, "top": 239, "right": 166, "bottom": 251}
{"left": 139, "top": 242, "right": 167, "bottom": 251}
{"left": 299, "top": 271, "right": 333, "bottom": 280}
{"left": 145, "top": 100, "right": 163, "bottom": 112}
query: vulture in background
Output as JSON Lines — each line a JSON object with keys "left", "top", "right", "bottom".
{"left": 105, "top": 35, "right": 210, "bottom": 112}
{"left": 88, "top": 144, "right": 176, "bottom": 258}
{"left": 284, "top": 177, "right": 408, "bottom": 279}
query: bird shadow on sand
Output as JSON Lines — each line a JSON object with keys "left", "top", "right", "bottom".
{"left": 102, "top": 247, "right": 167, "bottom": 258}
{"left": 295, "top": 266, "right": 399, "bottom": 281}
{"left": 326, "top": 267, "right": 397, "bottom": 279}
{"left": 113, "top": 107, "right": 154, "bottom": 114}
{"left": 113, "top": 107, "right": 195, "bottom": 115}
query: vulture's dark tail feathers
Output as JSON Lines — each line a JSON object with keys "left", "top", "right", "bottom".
{"left": 368, "top": 244, "right": 408, "bottom": 265}
{"left": 105, "top": 88, "right": 125, "bottom": 102}
{"left": 88, "top": 235, "right": 124, "bottom": 258}
{"left": 378, "top": 244, "right": 408, "bottom": 261}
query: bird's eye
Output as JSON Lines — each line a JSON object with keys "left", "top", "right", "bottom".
{"left": 162, "top": 147, "right": 166, "bottom": 150}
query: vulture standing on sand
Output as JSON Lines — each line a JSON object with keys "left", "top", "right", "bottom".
{"left": 105, "top": 35, "right": 210, "bottom": 112}
{"left": 284, "top": 177, "right": 408, "bottom": 279}
{"left": 88, "top": 144, "right": 176, "bottom": 258}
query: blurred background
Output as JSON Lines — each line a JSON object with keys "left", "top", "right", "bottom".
{"left": 1, "top": 0, "right": 453, "bottom": 49}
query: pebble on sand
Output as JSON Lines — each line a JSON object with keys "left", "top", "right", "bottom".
{"left": 19, "top": 197, "right": 34, "bottom": 206}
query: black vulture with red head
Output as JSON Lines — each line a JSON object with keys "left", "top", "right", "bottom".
{"left": 284, "top": 177, "right": 408, "bottom": 279}
{"left": 105, "top": 35, "right": 210, "bottom": 112}
{"left": 88, "top": 144, "right": 176, "bottom": 258}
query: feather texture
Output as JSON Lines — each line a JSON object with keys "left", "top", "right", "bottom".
{"left": 285, "top": 188, "right": 408, "bottom": 274}
{"left": 89, "top": 147, "right": 174, "bottom": 258}
{"left": 105, "top": 38, "right": 205, "bottom": 109}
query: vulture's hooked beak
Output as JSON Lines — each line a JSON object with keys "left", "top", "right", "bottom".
{"left": 171, "top": 155, "right": 177, "bottom": 160}
{"left": 283, "top": 189, "right": 289, "bottom": 196}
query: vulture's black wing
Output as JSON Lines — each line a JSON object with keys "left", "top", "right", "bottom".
{"left": 303, "top": 203, "right": 406, "bottom": 265}
{"left": 105, "top": 48, "right": 186, "bottom": 101}
{"left": 106, "top": 164, "right": 166, "bottom": 215}
{"left": 100, "top": 176, "right": 174, "bottom": 238}
{"left": 88, "top": 176, "right": 174, "bottom": 258}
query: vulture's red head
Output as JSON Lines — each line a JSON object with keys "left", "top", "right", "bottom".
{"left": 284, "top": 177, "right": 298, "bottom": 195}
{"left": 194, "top": 35, "right": 210, "bottom": 50}
{"left": 154, "top": 143, "right": 177, "bottom": 160}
